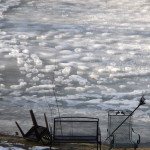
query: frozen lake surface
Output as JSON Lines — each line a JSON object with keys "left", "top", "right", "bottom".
{"left": 0, "top": 0, "right": 150, "bottom": 144}
{"left": 0, "top": 143, "right": 55, "bottom": 150}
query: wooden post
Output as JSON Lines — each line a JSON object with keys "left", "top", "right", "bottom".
{"left": 15, "top": 121, "right": 25, "bottom": 137}
{"left": 30, "top": 110, "right": 38, "bottom": 127}
{"left": 44, "top": 113, "right": 49, "bottom": 130}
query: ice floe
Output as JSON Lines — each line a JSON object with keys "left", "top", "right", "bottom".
{"left": 69, "top": 75, "right": 89, "bottom": 85}
{"left": 10, "top": 82, "right": 27, "bottom": 90}
{"left": 62, "top": 66, "right": 71, "bottom": 76}
{"left": 26, "top": 84, "right": 55, "bottom": 91}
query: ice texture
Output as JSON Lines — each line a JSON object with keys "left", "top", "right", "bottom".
{"left": 0, "top": 0, "right": 150, "bottom": 143}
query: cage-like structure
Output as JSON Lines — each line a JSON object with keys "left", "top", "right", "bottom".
{"left": 107, "top": 110, "right": 140, "bottom": 149}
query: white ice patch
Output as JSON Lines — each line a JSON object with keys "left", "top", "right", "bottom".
{"left": 44, "top": 65, "right": 55, "bottom": 72}
{"left": 64, "top": 87, "right": 76, "bottom": 91}
{"left": 10, "top": 82, "right": 27, "bottom": 90}
{"left": 18, "top": 34, "right": 29, "bottom": 40}
{"left": 32, "top": 68, "right": 39, "bottom": 74}
{"left": 74, "top": 34, "right": 83, "bottom": 38}
{"left": 85, "top": 32, "right": 93, "bottom": 35}
{"left": 38, "top": 52, "right": 55, "bottom": 58}
{"left": 0, "top": 31, "right": 7, "bottom": 36}
{"left": 59, "top": 63, "right": 72, "bottom": 67}
{"left": 119, "top": 56, "right": 132, "bottom": 61}
{"left": 109, "top": 71, "right": 150, "bottom": 78}
{"left": 119, "top": 85, "right": 127, "bottom": 89}
{"left": 18, "top": 79, "right": 24, "bottom": 82}
{"left": 107, "top": 66, "right": 121, "bottom": 72}
{"left": 55, "top": 76, "right": 64, "bottom": 82}
{"left": 0, "top": 65, "right": 5, "bottom": 70}
{"left": 9, "top": 49, "right": 20, "bottom": 57}
{"left": 96, "top": 68, "right": 108, "bottom": 73}
{"left": 22, "top": 49, "right": 29, "bottom": 54}
{"left": 26, "top": 84, "right": 55, "bottom": 91}
{"left": 0, "top": 84, "right": 5, "bottom": 88}
{"left": 55, "top": 45, "right": 66, "bottom": 50}
{"left": 32, "top": 76, "right": 40, "bottom": 82}
{"left": 69, "top": 75, "right": 89, "bottom": 85}
{"left": 32, "top": 146, "right": 58, "bottom": 150}
{"left": 76, "top": 87, "right": 85, "bottom": 92}
{"left": 77, "top": 66, "right": 89, "bottom": 71}
{"left": 9, "top": 91, "right": 22, "bottom": 96}
{"left": 0, "top": 146, "right": 25, "bottom": 150}
{"left": 124, "top": 67, "right": 133, "bottom": 72}
{"left": 80, "top": 56, "right": 98, "bottom": 62}
{"left": 77, "top": 71, "right": 84, "bottom": 75}
{"left": 103, "top": 87, "right": 117, "bottom": 93}
{"left": 40, "top": 80, "right": 52, "bottom": 84}
{"left": 59, "top": 50, "right": 73, "bottom": 55}
{"left": 86, "top": 53, "right": 94, "bottom": 57}
{"left": 34, "top": 59, "right": 43, "bottom": 67}
{"left": 106, "top": 50, "right": 116, "bottom": 55}
{"left": 38, "top": 42, "right": 48, "bottom": 46}
{"left": 60, "top": 54, "right": 80, "bottom": 60}
{"left": 104, "top": 98, "right": 116, "bottom": 104}
{"left": 0, "top": 0, "right": 21, "bottom": 16}
{"left": 36, "top": 35, "right": 48, "bottom": 40}
{"left": 37, "top": 73, "right": 45, "bottom": 78}
{"left": 87, "top": 99, "right": 102, "bottom": 104}
{"left": 65, "top": 99, "right": 83, "bottom": 107}
{"left": 62, "top": 67, "right": 71, "bottom": 76}
{"left": 74, "top": 48, "right": 84, "bottom": 53}
{"left": 61, "top": 79, "right": 72, "bottom": 85}
{"left": 127, "top": 81, "right": 136, "bottom": 85}
{"left": 54, "top": 71, "right": 62, "bottom": 76}
{"left": 89, "top": 73, "right": 99, "bottom": 80}
{"left": 26, "top": 73, "right": 32, "bottom": 78}
{"left": 17, "top": 58, "right": 25, "bottom": 66}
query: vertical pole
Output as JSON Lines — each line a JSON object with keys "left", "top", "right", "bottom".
{"left": 54, "top": 118, "right": 56, "bottom": 139}
{"left": 97, "top": 121, "right": 98, "bottom": 150}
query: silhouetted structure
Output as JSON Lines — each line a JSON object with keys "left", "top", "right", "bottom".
{"left": 15, "top": 110, "right": 51, "bottom": 145}
{"left": 107, "top": 110, "right": 140, "bottom": 150}
{"left": 52, "top": 117, "right": 101, "bottom": 150}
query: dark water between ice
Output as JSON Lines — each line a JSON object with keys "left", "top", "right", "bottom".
{"left": 0, "top": 0, "right": 150, "bottom": 144}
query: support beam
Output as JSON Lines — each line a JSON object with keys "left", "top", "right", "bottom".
{"left": 15, "top": 121, "right": 25, "bottom": 137}
{"left": 44, "top": 113, "right": 49, "bottom": 129}
{"left": 30, "top": 110, "right": 38, "bottom": 127}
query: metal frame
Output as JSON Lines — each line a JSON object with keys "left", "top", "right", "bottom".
{"left": 107, "top": 110, "right": 140, "bottom": 150}
{"left": 108, "top": 110, "right": 132, "bottom": 140}
{"left": 52, "top": 117, "right": 101, "bottom": 150}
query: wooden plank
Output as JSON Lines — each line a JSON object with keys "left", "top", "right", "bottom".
{"left": 15, "top": 121, "right": 25, "bottom": 137}
{"left": 30, "top": 110, "right": 38, "bottom": 127}
{"left": 44, "top": 113, "right": 49, "bottom": 130}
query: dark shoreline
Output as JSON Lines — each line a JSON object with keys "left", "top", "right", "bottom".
{"left": 0, "top": 133, "right": 150, "bottom": 149}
